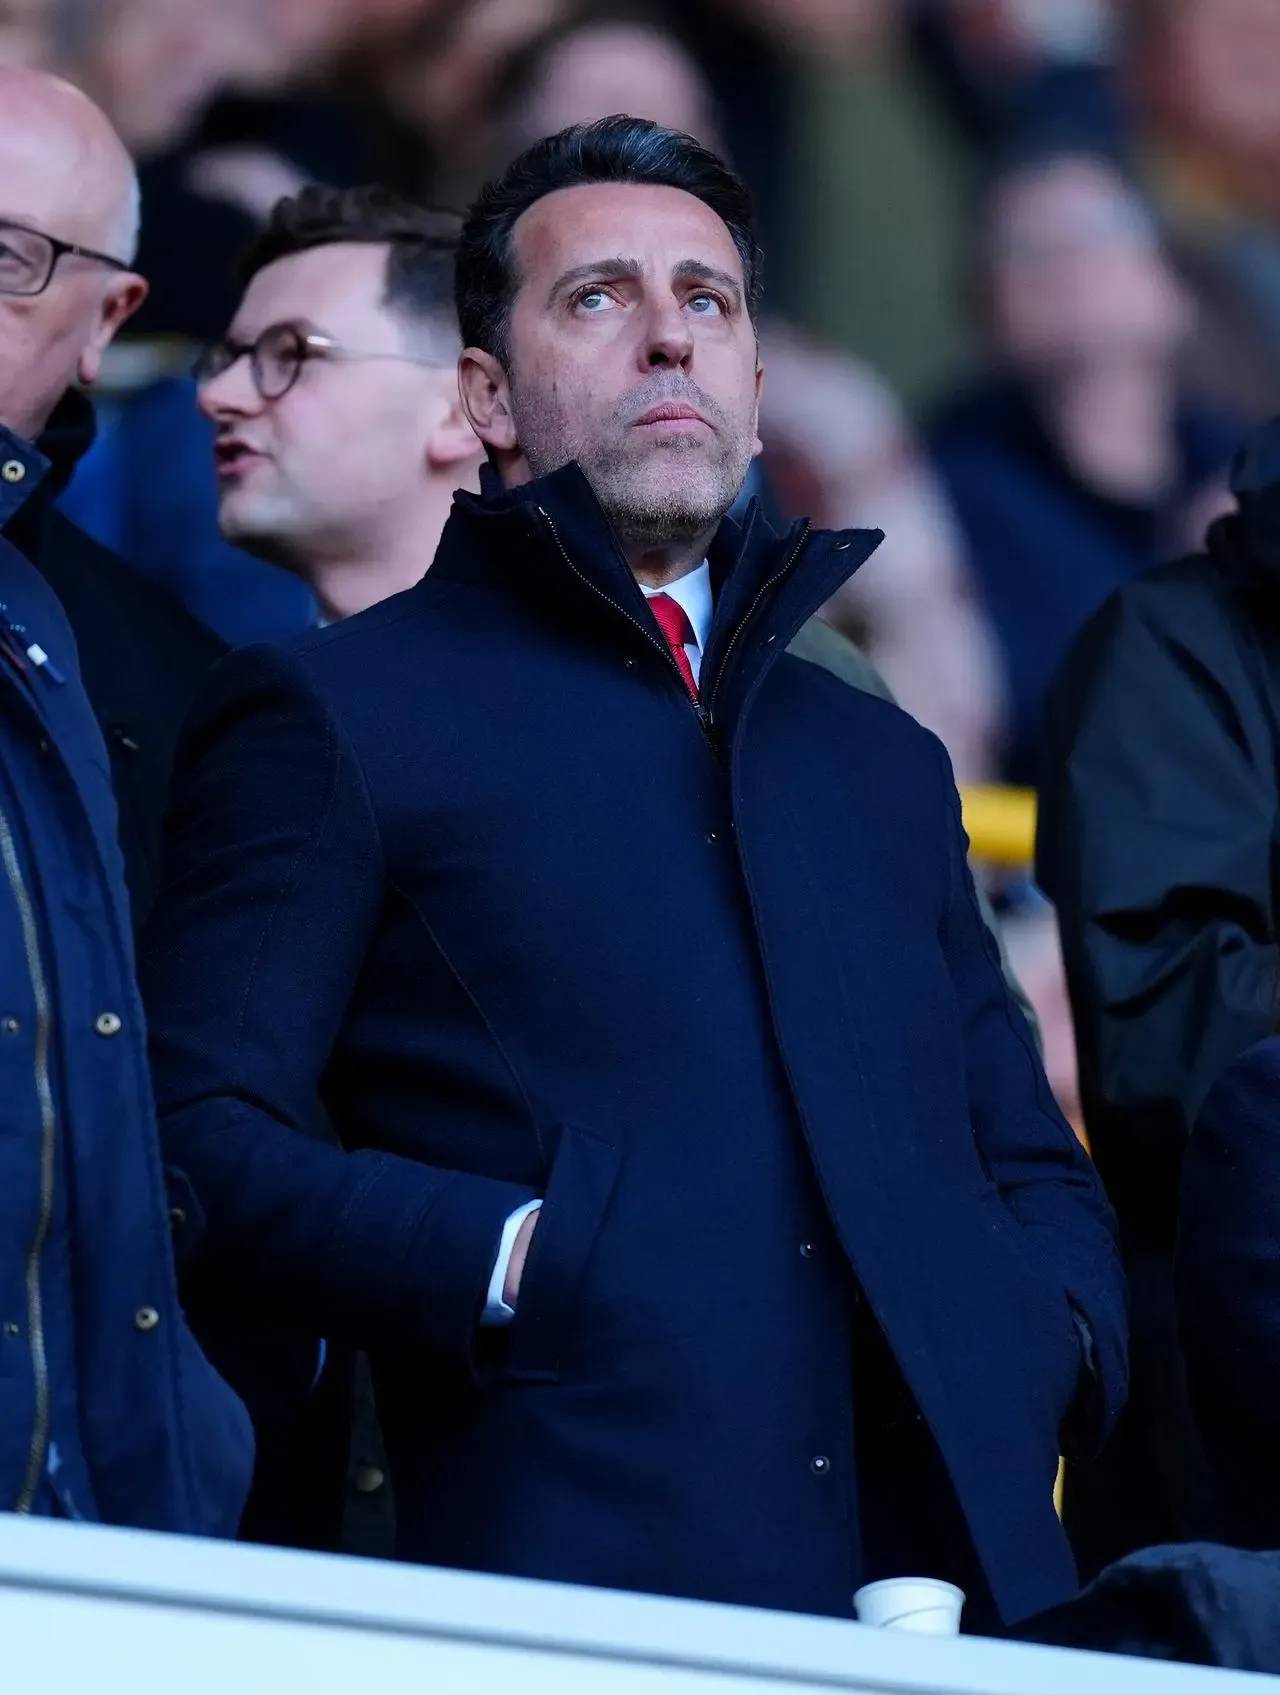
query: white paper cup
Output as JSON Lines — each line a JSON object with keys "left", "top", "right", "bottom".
{"left": 853, "top": 1577, "right": 966, "bottom": 1635}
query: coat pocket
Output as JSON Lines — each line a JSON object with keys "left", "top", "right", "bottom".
{"left": 502, "top": 1124, "right": 623, "bottom": 1384}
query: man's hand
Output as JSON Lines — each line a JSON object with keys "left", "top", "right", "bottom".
{"left": 503, "top": 1207, "right": 539, "bottom": 1309}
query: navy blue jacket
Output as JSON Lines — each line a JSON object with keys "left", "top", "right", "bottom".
{"left": 1179, "top": 1038, "right": 1280, "bottom": 1549}
{"left": 0, "top": 421, "right": 252, "bottom": 1532}
{"left": 143, "top": 464, "right": 1126, "bottom": 1624}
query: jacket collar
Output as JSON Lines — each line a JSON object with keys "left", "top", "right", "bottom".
{"left": 433, "top": 459, "right": 883, "bottom": 714}
{"left": 0, "top": 389, "right": 97, "bottom": 565}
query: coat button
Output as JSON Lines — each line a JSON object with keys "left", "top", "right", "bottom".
{"left": 707, "top": 830, "right": 720, "bottom": 843}
{"left": 624, "top": 658, "right": 637, "bottom": 670}
{"left": 799, "top": 1241, "right": 817, "bottom": 1259}
{"left": 134, "top": 1307, "right": 160, "bottom": 1332}
{"left": 810, "top": 1455, "right": 831, "bottom": 1475}
{"left": 95, "top": 1011, "right": 123, "bottom": 1037}
{"left": 1, "top": 1018, "right": 18, "bottom": 1035}
{"left": 3, "top": 1322, "right": 19, "bottom": 1338}
{"left": 353, "top": 1465, "right": 385, "bottom": 1494}
{"left": 169, "top": 1208, "right": 187, "bottom": 1231}
{"left": 1, "top": 460, "right": 25, "bottom": 484}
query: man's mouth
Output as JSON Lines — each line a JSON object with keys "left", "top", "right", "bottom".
{"left": 632, "top": 402, "right": 711, "bottom": 432}
{"left": 215, "top": 440, "right": 266, "bottom": 479}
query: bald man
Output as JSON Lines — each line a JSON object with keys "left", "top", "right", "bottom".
{"left": 0, "top": 68, "right": 251, "bottom": 1532}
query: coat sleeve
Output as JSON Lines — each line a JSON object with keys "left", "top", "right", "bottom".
{"left": 935, "top": 740, "right": 1127, "bottom": 1456}
{"left": 1037, "top": 579, "right": 1277, "bottom": 1242}
{"left": 141, "top": 643, "right": 537, "bottom": 1374}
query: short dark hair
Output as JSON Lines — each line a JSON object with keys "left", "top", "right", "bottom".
{"left": 239, "top": 183, "right": 461, "bottom": 338}
{"left": 455, "top": 115, "right": 762, "bottom": 362}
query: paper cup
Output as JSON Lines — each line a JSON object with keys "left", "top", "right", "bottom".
{"left": 853, "top": 1577, "right": 966, "bottom": 1635}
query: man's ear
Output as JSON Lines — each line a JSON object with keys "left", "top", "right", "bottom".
{"left": 428, "top": 384, "right": 486, "bottom": 472}
{"left": 457, "top": 347, "right": 518, "bottom": 455}
{"left": 77, "top": 271, "right": 149, "bottom": 387}
{"left": 751, "top": 359, "right": 764, "bottom": 459}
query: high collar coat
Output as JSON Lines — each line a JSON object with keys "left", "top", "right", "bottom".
{"left": 143, "top": 463, "right": 1126, "bottom": 1626}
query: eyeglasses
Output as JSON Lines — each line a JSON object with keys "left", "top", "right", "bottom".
{"left": 0, "top": 219, "right": 131, "bottom": 298}
{"left": 193, "top": 322, "right": 445, "bottom": 402}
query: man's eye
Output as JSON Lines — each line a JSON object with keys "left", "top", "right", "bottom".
{"left": 575, "top": 288, "right": 617, "bottom": 312}
{"left": 688, "top": 293, "right": 725, "bottom": 316}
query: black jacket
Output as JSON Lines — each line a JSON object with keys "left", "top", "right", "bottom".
{"left": 12, "top": 396, "right": 226, "bottom": 930}
{"left": 1038, "top": 420, "right": 1280, "bottom": 1244}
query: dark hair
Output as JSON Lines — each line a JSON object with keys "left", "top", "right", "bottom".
{"left": 455, "top": 115, "right": 762, "bottom": 362}
{"left": 239, "top": 184, "right": 462, "bottom": 337}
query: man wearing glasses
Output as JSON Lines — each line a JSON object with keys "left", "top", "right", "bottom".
{"left": 193, "top": 184, "right": 484, "bottom": 625}
{"left": 0, "top": 66, "right": 251, "bottom": 1531}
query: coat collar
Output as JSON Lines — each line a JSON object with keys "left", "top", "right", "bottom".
{"left": 1, "top": 390, "right": 97, "bottom": 566}
{"left": 433, "top": 459, "right": 883, "bottom": 721}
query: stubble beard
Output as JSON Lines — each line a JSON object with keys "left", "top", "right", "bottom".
{"left": 511, "top": 381, "right": 753, "bottom": 552}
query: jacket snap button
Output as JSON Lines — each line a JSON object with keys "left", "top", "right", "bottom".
{"left": 134, "top": 1307, "right": 160, "bottom": 1332}
{"left": 95, "top": 1011, "right": 123, "bottom": 1037}
{"left": 707, "top": 830, "right": 719, "bottom": 844}
{"left": 810, "top": 1455, "right": 831, "bottom": 1475}
{"left": 3, "top": 1322, "right": 19, "bottom": 1338}
{"left": 1, "top": 1018, "right": 18, "bottom": 1035}
{"left": 169, "top": 1208, "right": 187, "bottom": 1230}
{"left": 624, "top": 658, "right": 637, "bottom": 670}
{"left": 799, "top": 1241, "right": 817, "bottom": 1259}
{"left": 353, "top": 1465, "right": 386, "bottom": 1494}
{"left": 1, "top": 460, "right": 25, "bottom": 484}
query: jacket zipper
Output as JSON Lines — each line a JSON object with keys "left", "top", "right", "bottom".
{"left": 705, "top": 520, "right": 811, "bottom": 715}
{"left": 0, "top": 798, "right": 55, "bottom": 1514}
{"left": 537, "top": 506, "right": 720, "bottom": 755}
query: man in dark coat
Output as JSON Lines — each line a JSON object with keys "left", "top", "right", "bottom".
{"left": 1038, "top": 418, "right": 1280, "bottom": 1572}
{"left": 144, "top": 117, "right": 1126, "bottom": 1627}
{"left": 0, "top": 66, "right": 252, "bottom": 1530}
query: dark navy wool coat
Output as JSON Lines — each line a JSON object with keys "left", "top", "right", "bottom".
{"left": 143, "top": 463, "right": 1126, "bottom": 1625}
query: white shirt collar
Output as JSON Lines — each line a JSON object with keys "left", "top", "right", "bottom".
{"left": 640, "top": 561, "right": 713, "bottom": 655}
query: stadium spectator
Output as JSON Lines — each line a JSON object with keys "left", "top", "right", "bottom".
{"left": 1125, "top": 0, "right": 1280, "bottom": 425}
{"left": 142, "top": 116, "right": 1124, "bottom": 1630}
{"left": 196, "top": 187, "right": 483, "bottom": 623}
{"left": 0, "top": 64, "right": 250, "bottom": 1533}
{"left": 931, "top": 147, "right": 1238, "bottom": 786}
{"left": 486, "top": 7, "right": 1002, "bottom": 780}
{"left": 1037, "top": 416, "right": 1280, "bottom": 1573}
{"left": 0, "top": 65, "right": 226, "bottom": 929}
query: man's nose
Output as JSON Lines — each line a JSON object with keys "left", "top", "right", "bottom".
{"left": 197, "top": 355, "right": 261, "bottom": 423}
{"left": 640, "top": 293, "right": 694, "bottom": 371}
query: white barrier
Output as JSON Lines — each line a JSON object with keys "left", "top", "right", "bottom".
{"left": 0, "top": 1514, "right": 1268, "bottom": 1695}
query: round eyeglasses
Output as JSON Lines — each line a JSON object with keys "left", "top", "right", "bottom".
{"left": 194, "top": 323, "right": 444, "bottom": 402}
{"left": 0, "top": 219, "right": 131, "bottom": 299}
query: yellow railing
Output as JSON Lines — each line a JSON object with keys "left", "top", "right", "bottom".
{"left": 959, "top": 786, "right": 1036, "bottom": 869}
